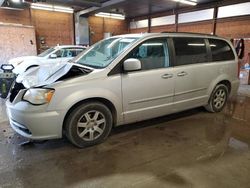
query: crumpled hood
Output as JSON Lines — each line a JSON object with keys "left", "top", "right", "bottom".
{"left": 8, "top": 56, "right": 41, "bottom": 66}
{"left": 16, "top": 62, "right": 92, "bottom": 88}
{"left": 13, "top": 58, "right": 45, "bottom": 75}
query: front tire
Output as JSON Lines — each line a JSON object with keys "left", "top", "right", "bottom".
{"left": 205, "top": 84, "right": 229, "bottom": 113}
{"left": 65, "top": 101, "right": 113, "bottom": 148}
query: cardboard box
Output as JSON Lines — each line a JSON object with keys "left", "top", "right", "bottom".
{"left": 240, "top": 69, "right": 250, "bottom": 85}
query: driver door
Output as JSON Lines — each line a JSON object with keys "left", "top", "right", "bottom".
{"left": 121, "top": 38, "right": 175, "bottom": 123}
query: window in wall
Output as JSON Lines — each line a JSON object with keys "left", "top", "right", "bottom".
{"left": 173, "top": 37, "right": 207, "bottom": 66}
{"left": 208, "top": 39, "right": 235, "bottom": 61}
{"left": 130, "top": 19, "right": 148, "bottom": 29}
{"left": 151, "top": 15, "right": 175, "bottom": 27}
{"left": 178, "top": 8, "right": 214, "bottom": 24}
{"left": 217, "top": 2, "right": 250, "bottom": 18}
{"left": 127, "top": 38, "right": 169, "bottom": 70}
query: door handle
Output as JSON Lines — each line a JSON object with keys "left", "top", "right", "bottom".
{"left": 162, "top": 73, "right": 173, "bottom": 79}
{"left": 177, "top": 71, "right": 188, "bottom": 77}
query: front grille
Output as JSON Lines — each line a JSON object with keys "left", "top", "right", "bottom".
{"left": 9, "top": 82, "right": 25, "bottom": 103}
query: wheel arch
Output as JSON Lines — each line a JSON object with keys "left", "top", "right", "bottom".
{"left": 217, "top": 80, "right": 231, "bottom": 94}
{"left": 207, "top": 74, "right": 232, "bottom": 99}
{"left": 62, "top": 97, "right": 117, "bottom": 132}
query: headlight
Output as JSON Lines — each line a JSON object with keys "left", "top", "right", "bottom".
{"left": 23, "top": 88, "right": 55, "bottom": 105}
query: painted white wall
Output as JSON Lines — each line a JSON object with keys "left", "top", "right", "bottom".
{"left": 218, "top": 2, "right": 250, "bottom": 18}
{"left": 130, "top": 19, "right": 148, "bottom": 29}
{"left": 151, "top": 15, "right": 175, "bottom": 27}
{"left": 178, "top": 8, "right": 214, "bottom": 24}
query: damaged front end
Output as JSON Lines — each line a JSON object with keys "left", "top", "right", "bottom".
{"left": 9, "top": 62, "right": 92, "bottom": 103}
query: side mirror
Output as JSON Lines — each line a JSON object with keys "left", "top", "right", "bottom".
{"left": 50, "top": 54, "right": 57, "bottom": 59}
{"left": 123, "top": 58, "right": 141, "bottom": 72}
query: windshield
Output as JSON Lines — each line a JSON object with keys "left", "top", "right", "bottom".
{"left": 38, "top": 48, "right": 55, "bottom": 57}
{"left": 75, "top": 37, "right": 139, "bottom": 68}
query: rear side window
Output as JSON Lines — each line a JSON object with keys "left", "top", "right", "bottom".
{"left": 173, "top": 37, "right": 208, "bottom": 66}
{"left": 208, "top": 39, "right": 235, "bottom": 61}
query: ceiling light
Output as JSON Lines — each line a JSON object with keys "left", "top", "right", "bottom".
{"left": 95, "top": 12, "right": 125, "bottom": 20}
{"left": 11, "top": 0, "right": 21, "bottom": 3}
{"left": 188, "top": 43, "right": 205, "bottom": 46}
{"left": 30, "top": 3, "right": 73, "bottom": 13}
{"left": 172, "top": 0, "right": 197, "bottom": 6}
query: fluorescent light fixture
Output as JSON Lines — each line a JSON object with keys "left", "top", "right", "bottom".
{"left": 172, "top": 0, "right": 197, "bottom": 6}
{"left": 11, "top": 0, "right": 21, "bottom": 3}
{"left": 188, "top": 43, "right": 205, "bottom": 46}
{"left": 142, "top": 43, "right": 164, "bottom": 46}
{"left": 31, "top": 3, "right": 73, "bottom": 13}
{"left": 95, "top": 12, "right": 125, "bottom": 20}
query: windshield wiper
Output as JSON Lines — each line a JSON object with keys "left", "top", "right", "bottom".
{"left": 81, "top": 64, "right": 101, "bottom": 69}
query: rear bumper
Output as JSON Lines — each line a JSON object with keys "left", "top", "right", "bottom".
{"left": 230, "top": 79, "right": 240, "bottom": 97}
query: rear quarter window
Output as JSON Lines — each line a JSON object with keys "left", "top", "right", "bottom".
{"left": 208, "top": 39, "right": 235, "bottom": 61}
{"left": 173, "top": 37, "right": 208, "bottom": 66}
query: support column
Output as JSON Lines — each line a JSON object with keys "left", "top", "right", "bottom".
{"left": 175, "top": 12, "right": 178, "bottom": 32}
{"left": 74, "top": 13, "right": 90, "bottom": 45}
{"left": 212, "top": 6, "right": 218, "bottom": 35}
{"left": 148, "top": 16, "right": 151, "bottom": 33}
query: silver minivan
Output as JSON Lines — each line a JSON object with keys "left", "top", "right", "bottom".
{"left": 6, "top": 33, "right": 239, "bottom": 147}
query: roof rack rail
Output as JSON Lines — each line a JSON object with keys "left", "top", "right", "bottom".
{"left": 160, "top": 31, "right": 217, "bottom": 37}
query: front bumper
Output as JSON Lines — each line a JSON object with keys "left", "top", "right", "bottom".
{"left": 6, "top": 99, "right": 65, "bottom": 140}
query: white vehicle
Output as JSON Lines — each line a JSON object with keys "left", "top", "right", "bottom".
{"left": 6, "top": 33, "right": 239, "bottom": 148}
{"left": 8, "top": 45, "right": 86, "bottom": 74}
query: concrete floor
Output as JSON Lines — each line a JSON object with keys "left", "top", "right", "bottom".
{"left": 0, "top": 86, "right": 250, "bottom": 188}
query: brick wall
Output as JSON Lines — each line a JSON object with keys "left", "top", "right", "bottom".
{"left": 0, "top": 8, "right": 31, "bottom": 25}
{"left": 129, "top": 15, "right": 250, "bottom": 64}
{"left": 178, "top": 21, "right": 213, "bottom": 34}
{"left": 130, "top": 27, "right": 148, "bottom": 34}
{"left": 31, "top": 9, "right": 74, "bottom": 52}
{"left": 129, "top": 20, "right": 213, "bottom": 35}
{"left": 0, "top": 8, "right": 74, "bottom": 53}
{"left": 150, "top": 24, "right": 175, "bottom": 33}
{"left": 89, "top": 16, "right": 128, "bottom": 44}
{"left": 216, "top": 17, "right": 250, "bottom": 65}
{"left": 0, "top": 24, "right": 37, "bottom": 64}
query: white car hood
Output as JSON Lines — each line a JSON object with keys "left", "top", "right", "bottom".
{"left": 16, "top": 62, "right": 92, "bottom": 88}
{"left": 13, "top": 59, "right": 45, "bottom": 75}
{"left": 9, "top": 56, "right": 41, "bottom": 66}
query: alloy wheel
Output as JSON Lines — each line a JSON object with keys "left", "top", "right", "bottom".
{"left": 76, "top": 110, "right": 106, "bottom": 141}
{"left": 213, "top": 89, "right": 226, "bottom": 110}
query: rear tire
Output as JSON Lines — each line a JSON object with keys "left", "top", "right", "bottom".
{"left": 205, "top": 84, "right": 228, "bottom": 113}
{"left": 65, "top": 101, "right": 113, "bottom": 148}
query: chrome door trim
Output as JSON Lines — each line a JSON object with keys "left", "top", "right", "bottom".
{"left": 129, "top": 94, "right": 174, "bottom": 104}
{"left": 175, "top": 87, "right": 207, "bottom": 96}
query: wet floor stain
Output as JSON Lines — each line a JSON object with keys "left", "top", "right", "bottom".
{"left": 0, "top": 91, "right": 250, "bottom": 187}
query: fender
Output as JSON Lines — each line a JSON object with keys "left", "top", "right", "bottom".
{"left": 47, "top": 80, "right": 123, "bottom": 125}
